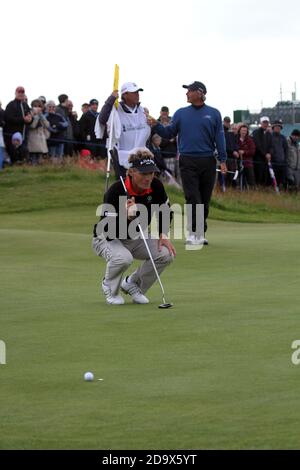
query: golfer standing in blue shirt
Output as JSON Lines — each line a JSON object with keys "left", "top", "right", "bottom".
{"left": 149, "top": 81, "right": 227, "bottom": 245}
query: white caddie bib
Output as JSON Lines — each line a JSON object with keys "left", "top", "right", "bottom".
{"left": 117, "top": 105, "right": 151, "bottom": 168}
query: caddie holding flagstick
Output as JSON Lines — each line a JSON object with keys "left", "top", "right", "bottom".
{"left": 95, "top": 69, "right": 151, "bottom": 183}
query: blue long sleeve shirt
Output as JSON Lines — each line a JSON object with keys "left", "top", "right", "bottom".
{"left": 153, "top": 104, "right": 227, "bottom": 162}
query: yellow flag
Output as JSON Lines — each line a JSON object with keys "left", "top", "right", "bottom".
{"left": 113, "top": 64, "right": 119, "bottom": 109}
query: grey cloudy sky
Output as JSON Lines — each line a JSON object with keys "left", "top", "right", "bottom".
{"left": 1, "top": 0, "right": 299, "bottom": 119}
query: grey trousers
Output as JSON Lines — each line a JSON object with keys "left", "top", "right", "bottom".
{"left": 92, "top": 236, "right": 173, "bottom": 295}
{"left": 287, "top": 168, "right": 300, "bottom": 187}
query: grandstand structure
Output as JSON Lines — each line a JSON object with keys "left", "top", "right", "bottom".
{"left": 234, "top": 99, "right": 300, "bottom": 137}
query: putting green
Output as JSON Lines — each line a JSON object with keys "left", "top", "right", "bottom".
{"left": 1, "top": 212, "right": 300, "bottom": 449}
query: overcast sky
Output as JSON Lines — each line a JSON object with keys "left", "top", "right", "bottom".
{"left": 1, "top": 0, "right": 299, "bottom": 119}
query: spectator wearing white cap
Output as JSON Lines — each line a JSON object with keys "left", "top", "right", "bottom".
{"left": 97, "top": 82, "right": 151, "bottom": 178}
{"left": 252, "top": 116, "right": 272, "bottom": 186}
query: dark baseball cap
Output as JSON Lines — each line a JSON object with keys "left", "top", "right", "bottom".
{"left": 16, "top": 86, "right": 25, "bottom": 93}
{"left": 223, "top": 116, "right": 231, "bottom": 123}
{"left": 272, "top": 119, "right": 283, "bottom": 129}
{"left": 130, "top": 158, "right": 159, "bottom": 173}
{"left": 182, "top": 81, "right": 207, "bottom": 94}
{"left": 89, "top": 99, "right": 99, "bottom": 105}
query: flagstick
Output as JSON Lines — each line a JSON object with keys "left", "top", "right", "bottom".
{"left": 105, "top": 107, "right": 115, "bottom": 192}
{"left": 105, "top": 64, "right": 119, "bottom": 192}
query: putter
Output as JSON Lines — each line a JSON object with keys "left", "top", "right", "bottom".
{"left": 120, "top": 176, "right": 173, "bottom": 309}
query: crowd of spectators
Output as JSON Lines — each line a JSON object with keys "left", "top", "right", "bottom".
{"left": 222, "top": 115, "right": 300, "bottom": 190}
{"left": 1, "top": 86, "right": 300, "bottom": 191}
{"left": 0, "top": 86, "right": 107, "bottom": 168}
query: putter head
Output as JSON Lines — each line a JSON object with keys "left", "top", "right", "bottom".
{"left": 158, "top": 303, "right": 173, "bottom": 309}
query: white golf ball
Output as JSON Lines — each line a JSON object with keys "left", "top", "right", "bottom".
{"left": 84, "top": 371, "right": 94, "bottom": 381}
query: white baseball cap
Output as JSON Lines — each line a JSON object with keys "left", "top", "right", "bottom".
{"left": 260, "top": 116, "right": 270, "bottom": 123}
{"left": 121, "top": 82, "right": 143, "bottom": 94}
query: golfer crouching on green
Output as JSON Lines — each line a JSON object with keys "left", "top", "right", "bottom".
{"left": 92, "top": 147, "right": 176, "bottom": 305}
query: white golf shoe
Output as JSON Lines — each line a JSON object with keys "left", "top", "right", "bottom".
{"left": 121, "top": 277, "right": 149, "bottom": 304}
{"left": 185, "top": 233, "right": 196, "bottom": 245}
{"left": 185, "top": 233, "right": 208, "bottom": 246}
{"left": 102, "top": 281, "right": 125, "bottom": 305}
{"left": 197, "top": 236, "right": 209, "bottom": 245}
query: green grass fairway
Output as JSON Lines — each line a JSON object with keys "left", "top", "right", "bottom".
{"left": 1, "top": 168, "right": 300, "bottom": 449}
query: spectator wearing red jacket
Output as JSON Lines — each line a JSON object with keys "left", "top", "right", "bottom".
{"left": 237, "top": 124, "right": 256, "bottom": 188}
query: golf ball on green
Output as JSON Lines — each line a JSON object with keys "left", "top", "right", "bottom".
{"left": 84, "top": 372, "right": 94, "bottom": 381}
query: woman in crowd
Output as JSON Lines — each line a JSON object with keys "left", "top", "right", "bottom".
{"left": 237, "top": 124, "right": 256, "bottom": 188}
{"left": 27, "top": 99, "right": 50, "bottom": 164}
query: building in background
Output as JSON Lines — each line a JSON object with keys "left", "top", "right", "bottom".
{"left": 234, "top": 86, "right": 300, "bottom": 136}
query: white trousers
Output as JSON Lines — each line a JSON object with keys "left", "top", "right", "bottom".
{"left": 92, "top": 236, "right": 173, "bottom": 295}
